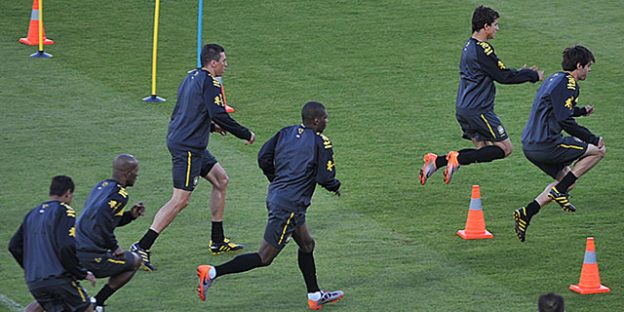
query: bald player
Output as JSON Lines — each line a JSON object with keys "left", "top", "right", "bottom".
{"left": 75, "top": 154, "right": 146, "bottom": 311}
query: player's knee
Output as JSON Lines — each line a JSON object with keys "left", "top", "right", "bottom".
{"left": 258, "top": 253, "right": 275, "bottom": 266}
{"left": 213, "top": 175, "right": 229, "bottom": 191}
{"left": 299, "top": 239, "right": 315, "bottom": 253}
{"left": 502, "top": 143, "right": 512, "bottom": 157}
{"left": 173, "top": 196, "right": 190, "bottom": 211}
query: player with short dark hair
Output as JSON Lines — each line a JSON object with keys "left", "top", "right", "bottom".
{"left": 196, "top": 101, "right": 344, "bottom": 310}
{"left": 132, "top": 43, "right": 256, "bottom": 270}
{"left": 9, "top": 176, "right": 97, "bottom": 312}
{"left": 538, "top": 293, "right": 565, "bottom": 312}
{"left": 419, "top": 5, "right": 544, "bottom": 185}
{"left": 513, "top": 45, "right": 604, "bottom": 242}
{"left": 76, "top": 154, "right": 145, "bottom": 311}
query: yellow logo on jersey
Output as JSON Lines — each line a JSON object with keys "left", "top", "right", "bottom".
{"left": 320, "top": 134, "right": 333, "bottom": 149}
{"left": 327, "top": 160, "right": 335, "bottom": 172}
{"left": 478, "top": 42, "right": 493, "bottom": 56}
{"left": 118, "top": 188, "right": 128, "bottom": 198}
{"left": 108, "top": 200, "right": 117, "bottom": 208}
{"left": 564, "top": 97, "right": 574, "bottom": 110}
{"left": 497, "top": 60, "right": 506, "bottom": 70}
{"left": 214, "top": 95, "right": 224, "bottom": 106}
{"left": 566, "top": 75, "right": 576, "bottom": 90}
{"left": 115, "top": 207, "right": 126, "bottom": 217}
{"left": 211, "top": 76, "right": 221, "bottom": 87}
{"left": 65, "top": 206, "right": 76, "bottom": 218}
{"left": 69, "top": 226, "right": 76, "bottom": 237}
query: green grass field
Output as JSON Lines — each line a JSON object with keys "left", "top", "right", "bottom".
{"left": 1, "top": 0, "right": 623, "bottom": 311}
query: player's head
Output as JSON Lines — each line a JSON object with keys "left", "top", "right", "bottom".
{"left": 472, "top": 5, "right": 500, "bottom": 37}
{"left": 538, "top": 293, "right": 565, "bottom": 312}
{"left": 49, "top": 175, "right": 75, "bottom": 204}
{"left": 112, "top": 154, "right": 139, "bottom": 187}
{"left": 302, "top": 101, "right": 328, "bottom": 133}
{"left": 562, "top": 45, "right": 594, "bottom": 80}
{"left": 201, "top": 43, "right": 227, "bottom": 76}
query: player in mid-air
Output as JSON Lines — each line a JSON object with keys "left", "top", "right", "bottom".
{"left": 76, "top": 154, "right": 145, "bottom": 311}
{"left": 9, "top": 176, "right": 97, "bottom": 312}
{"left": 196, "top": 101, "right": 344, "bottom": 310}
{"left": 419, "top": 5, "right": 543, "bottom": 185}
{"left": 514, "top": 45, "right": 605, "bottom": 242}
{"left": 131, "top": 43, "right": 256, "bottom": 270}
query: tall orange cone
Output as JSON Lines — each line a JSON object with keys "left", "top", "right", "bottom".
{"left": 569, "top": 237, "right": 610, "bottom": 294}
{"left": 19, "top": 0, "right": 54, "bottom": 46}
{"left": 216, "top": 76, "right": 235, "bottom": 113}
{"left": 457, "top": 185, "right": 493, "bottom": 240}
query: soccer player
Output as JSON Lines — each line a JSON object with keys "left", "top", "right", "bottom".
{"left": 514, "top": 45, "right": 605, "bottom": 242}
{"left": 8, "top": 176, "right": 97, "bottom": 312}
{"left": 419, "top": 5, "right": 544, "bottom": 185}
{"left": 132, "top": 43, "right": 256, "bottom": 270}
{"left": 75, "top": 154, "right": 145, "bottom": 311}
{"left": 196, "top": 101, "right": 344, "bottom": 310}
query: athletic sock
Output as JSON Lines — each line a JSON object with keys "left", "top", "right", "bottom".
{"left": 435, "top": 156, "right": 448, "bottom": 168}
{"left": 555, "top": 172, "right": 578, "bottom": 194}
{"left": 457, "top": 146, "right": 505, "bottom": 165}
{"left": 211, "top": 221, "right": 224, "bottom": 243}
{"left": 298, "top": 249, "right": 320, "bottom": 293}
{"left": 138, "top": 229, "right": 159, "bottom": 250}
{"left": 525, "top": 200, "right": 541, "bottom": 220}
{"left": 215, "top": 253, "right": 263, "bottom": 277}
{"left": 95, "top": 284, "right": 116, "bottom": 306}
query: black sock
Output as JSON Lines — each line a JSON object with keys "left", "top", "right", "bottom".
{"left": 138, "top": 229, "right": 159, "bottom": 250}
{"left": 458, "top": 146, "right": 505, "bottom": 165}
{"left": 525, "top": 200, "right": 541, "bottom": 220}
{"left": 298, "top": 250, "right": 320, "bottom": 293}
{"left": 435, "top": 155, "right": 448, "bottom": 168}
{"left": 215, "top": 253, "right": 263, "bottom": 277}
{"left": 555, "top": 172, "right": 578, "bottom": 194}
{"left": 95, "top": 284, "right": 116, "bottom": 306}
{"left": 211, "top": 221, "right": 224, "bottom": 243}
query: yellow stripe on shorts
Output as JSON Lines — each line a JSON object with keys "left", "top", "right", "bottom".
{"left": 480, "top": 114, "right": 496, "bottom": 138}
{"left": 559, "top": 144, "right": 584, "bottom": 150}
{"left": 278, "top": 213, "right": 295, "bottom": 245}
{"left": 185, "top": 151, "right": 192, "bottom": 187}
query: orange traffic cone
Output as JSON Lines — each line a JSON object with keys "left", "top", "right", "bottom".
{"left": 19, "top": 0, "right": 55, "bottom": 46}
{"left": 569, "top": 237, "right": 610, "bottom": 294}
{"left": 457, "top": 185, "right": 493, "bottom": 240}
{"left": 216, "top": 76, "right": 235, "bottom": 113}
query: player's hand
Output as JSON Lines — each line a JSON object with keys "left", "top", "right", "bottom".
{"left": 212, "top": 123, "right": 227, "bottom": 136}
{"left": 598, "top": 137, "right": 605, "bottom": 149}
{"left": 85, "top": 271, "right": 97, "bottom": 287}
{"left": 246, "top": 131, "right": 256, "bottom": 145}
{"left": 130, "top": 202, "right": 145, "bottom": 218}
{"left": 584, "top": 105, "right": 595, "bottom": 116}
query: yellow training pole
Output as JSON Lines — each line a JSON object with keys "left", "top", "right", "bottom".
{"left": 143, "top": 0, "right": 166, "bottom": 102}
{"left": 31, "top": 0, "right": 52, "bottom": 58}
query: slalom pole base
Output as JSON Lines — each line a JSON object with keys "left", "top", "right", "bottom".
{"left": 143, "top": 95, "right": 166, "bottom": 102}
{"left": 30, "top": 50, "right": 53, "bottom": 58}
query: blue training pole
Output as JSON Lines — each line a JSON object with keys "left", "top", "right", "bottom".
{"left": 197, "top": 0, "right": 203, "bottom": 68}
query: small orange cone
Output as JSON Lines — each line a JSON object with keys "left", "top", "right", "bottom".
{"left": 216, "top": 76, "right": 235, "bottom": 113}
{"left": 19, "top": 0, "right": 55, "bottom": 46}
{"left": 457, "top": 185, "right": 493, "bottom": 240}
{"left": 569, "top": 237, "right": 610, "bottom": 294}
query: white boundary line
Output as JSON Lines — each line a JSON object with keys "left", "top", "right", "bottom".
{"left": 0, "top": 294, "right": 24, "bottom": 312}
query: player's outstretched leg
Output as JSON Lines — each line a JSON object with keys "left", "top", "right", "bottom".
{"left": 443, "top": 151, "right": 460, "bottom": 184}
{"left": 548, "top": 186, "right": 576, "bottom": 212}
{"left": 419, "top": 153, "right": 438, "bottom": 186}
{"left": 307, "top": 290, "right": 345, "bottom": 310}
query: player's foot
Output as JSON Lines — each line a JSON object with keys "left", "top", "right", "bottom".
{"left": 419, "top": 153, "right": 438, "bottom": 186}
{"left": 130, "top": 243, "right": 156, "bottom": 271}
{"left": 443, "top": 151, "right": 460, "bottom": 184}
{"left": 548, "top": 187, "right": 576, "bottom": 212}
{"left": 308, "top": 290, "right": 345, "bottom": 310}
{"left": 210, "top": 238, "right": 244, "bottom": 255}
{"left": 513, "top": 207, "right": 530, "bottom": 242}
{"left": 197, "top": 265, "right": 215, "bottom": 302}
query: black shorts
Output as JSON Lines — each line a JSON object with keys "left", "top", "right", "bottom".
{"left": 169, "top": 147, "right": 217, "bottom": 191}
{"left": 263, "top": 201, "right": 306, "bottom": 249}
{"left": 29, "top": 278, "right": 92, "bottom": 312}
{"left": 523, "top": 137, "right": 588, "bottom": 178}
{"left": 456, "top": 111, "right": 509, "bottom": 142}
{"left": 78, "top": 250, "right": 138, "bottom": 278}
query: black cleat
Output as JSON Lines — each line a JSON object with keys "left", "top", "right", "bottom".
{"left": 548, "top": 187, "right": 576, "bottom": 212}
{"left": 130, "top": 243, "right": 157, "bottom": 271}
{"left": 209, "top": 238, "right": 244, "bottom": 255}
{"left": 513, "top": 207, "right": 530, "bottom": 242}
